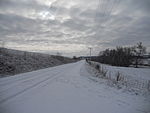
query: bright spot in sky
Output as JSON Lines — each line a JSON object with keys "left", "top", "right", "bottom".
{"left": 39, "top": 11, "right": 55, "bottom": 20}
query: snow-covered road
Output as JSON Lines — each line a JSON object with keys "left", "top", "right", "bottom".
{"left": 0, "top": 61, "right": 149, "bottom": 113}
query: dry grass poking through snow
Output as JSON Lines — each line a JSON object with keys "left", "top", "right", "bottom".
{"left": 86, "top": 60, "right": 150, "bottom": 94}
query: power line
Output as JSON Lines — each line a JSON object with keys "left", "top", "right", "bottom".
{"left": 0, "top": 40, "right": 5, "bottom": 48}
{"left": 94, "top": 0, "right": 121, "bottom": 33}
{"left": 88, "top": 47, "right": 92, "bottom": 60}
{"left": 103, "top": 0, "right": 121, "bottom": 26}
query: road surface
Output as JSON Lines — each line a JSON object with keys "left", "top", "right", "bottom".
{"left": 0, "top": 61, "right": 149, "bottom": 113}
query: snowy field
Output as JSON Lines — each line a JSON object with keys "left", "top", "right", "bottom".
{"left": 0, "top": 60, "right": 150, "bottom": 113}
{"left": 88, "top": 61, "right": 150, "bottom": 80}
{"left": 86, "top": 61, "right": 150, "bottom": 93}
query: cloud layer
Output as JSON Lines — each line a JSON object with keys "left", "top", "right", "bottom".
{"left": 0, "top": 0, "right": 150, "bottom": 56}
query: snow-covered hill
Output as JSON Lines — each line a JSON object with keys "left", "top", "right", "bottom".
{"left": 0, "top": 48, "right": 76, "bottom": 77}
{"left": 0, "top": 60, "right": 149, "bottom": 113}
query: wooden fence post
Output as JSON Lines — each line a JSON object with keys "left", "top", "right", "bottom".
{"left": 148, "top": 80, "right": 150, "bottom": 91}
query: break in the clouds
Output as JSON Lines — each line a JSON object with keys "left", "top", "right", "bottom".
{"left": 0, "top": 0, "right": 150, "bottom": 56}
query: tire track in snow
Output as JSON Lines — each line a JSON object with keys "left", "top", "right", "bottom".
{"left": 0, "top": 63, "right": 76, "bottom": 104}
{"left": 0, "top": 69, "right": 62, "bottom": 94}
{"left": 0, "top": 71, "right": 64, "bottom": 103}
{"left": 0, "top": 64, "right": 70, "bottom": 86}
{"left": 0, "top": 63, "right": 74, "bottom": 93}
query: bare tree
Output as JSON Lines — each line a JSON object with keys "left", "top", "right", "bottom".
{"left": 133, "top": 42, "right": 146, "bottom": 68}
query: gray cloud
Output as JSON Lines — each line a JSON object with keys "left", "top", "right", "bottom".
{"left": 0, "top": 0, "right": 150, "bottom": 56}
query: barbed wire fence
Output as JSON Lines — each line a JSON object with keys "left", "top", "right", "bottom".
{"left": 86, "top": 60, "right": 150, "bottom": 93}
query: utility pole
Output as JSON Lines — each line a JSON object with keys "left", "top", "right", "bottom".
{"left": 2, "top": 41, "right": 5, "bottom": 48}
{"left": 0, "top": 40, "right": 5, "bottom": 48}
{"left": 88, "top": 47, "right": 92, "bottom": 61}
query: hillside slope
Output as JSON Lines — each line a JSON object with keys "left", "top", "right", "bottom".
{"left": 0, "top": 48, "right": 76, "bottom": 76}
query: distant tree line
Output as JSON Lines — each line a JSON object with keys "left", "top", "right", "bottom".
{"left": 96, "top": 42, "right": 147, "bottom": 67}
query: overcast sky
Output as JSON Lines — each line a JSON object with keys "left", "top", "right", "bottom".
{"left": 0, "top": 0, "right": 150, "bottom": 57}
